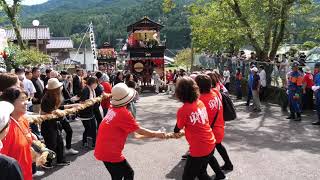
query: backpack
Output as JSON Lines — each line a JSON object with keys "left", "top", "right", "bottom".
{"left": 221, "top": 92, "right": 237, "bottom": 121}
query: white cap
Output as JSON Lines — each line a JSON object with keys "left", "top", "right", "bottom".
{"left": 0, "top": 101, "right": 14, "bottom": 132}
{"left": 251, "top": 67, "right": 259, "bottom": 72}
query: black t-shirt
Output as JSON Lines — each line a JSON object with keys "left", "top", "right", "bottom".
{"left": 0, "top": 154, "right": 23, "bottom": 180}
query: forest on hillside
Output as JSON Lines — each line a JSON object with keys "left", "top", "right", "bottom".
{"left": 21, "top": 0, "right": 192, "bottom": 50}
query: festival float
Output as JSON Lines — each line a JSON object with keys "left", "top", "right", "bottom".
{"left": 97, "top": 42, "right": 117, "bottom": 72}
{"left": 125, "top": 17, "right": 166, "bottom": 91}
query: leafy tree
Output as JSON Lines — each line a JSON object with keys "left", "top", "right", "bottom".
{"left": 0, "top": 0, "right": 25, "bottom": 49}
{"left": 163, "top": 0, "right": 176, "bottom": 13}
{"left": 9, "top": 45, "right": 50, "bottom": 67}
{"left": 174, "top": 48, "right": 192, "bottom": 69}
{"left": 299, "top": 41, "right": 318, "bottom": 50}
{"left": 188, "top": 0, "right": 318, "bottom": 61}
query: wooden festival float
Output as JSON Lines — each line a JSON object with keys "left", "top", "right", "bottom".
{"left": 125, "top": 17, "right": 166, "bottom": 92}
{"left": 97, "top": 42, "right": 117, "bottom": 72}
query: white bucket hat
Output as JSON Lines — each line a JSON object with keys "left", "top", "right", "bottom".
{"left": 0, "top": 101, "right": 14, "bottom": 133}
{"left": 304, "top": 66, "right": 311, "bottom": 73}
{"left": 111, "top": 83, "right": 136, "bottom": 107}
{"left": 251, "top": 67, "right": 259, "bottom": 72}
{"left": 46, "top": 78, "right": 63, "bottom": 90}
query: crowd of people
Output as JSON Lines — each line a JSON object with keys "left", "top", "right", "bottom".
{"left": 1, "top": 55, "right": 320, "bottom": 180}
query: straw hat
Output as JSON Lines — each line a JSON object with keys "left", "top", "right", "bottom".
{"left": 46, "top": 78, "right": 63, "bottom": 90}
{"left": 111, "top": 83, "right": 136, "bottom": 107}
{"left": 0, "top": 101, "right": 14, "bottom": 133}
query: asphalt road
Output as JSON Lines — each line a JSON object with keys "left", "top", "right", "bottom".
{"left": 36, "top": 94, "right": 320, "bottom": 180}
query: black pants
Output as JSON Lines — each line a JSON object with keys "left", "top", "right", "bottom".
{"left": 208, "top": 150, "right": 225, "bottom": 179}
{"left": 81, "top": 117, "right": 97, "bottom": 145}
{"left": 216, "top": 143, "right": 233, "bottom": 166}
{"left": 225, "top": 83, "right": 230, "bottom": 92}
{"left": 246, "top": 89, "right": 252, "bottom": 106}
{"left": 41, "top": 121, "right": 65, "bottom": 164}
{"left": 94, "top": 107, "right": 103, "bottom": 127}
{"left": 60, "top": 118, "right": 73, "bottom": 149}
{"left": 303, "top": 88, "right": 314, "bottom": 110}
{"left": 103, "top": 160, "right": 134, "bottom": 180}
{"left": 183, "top": 154, "right": 211, "bottom": 180}
{"left": 259, "top": 86, "right": 267, "bottom": 101}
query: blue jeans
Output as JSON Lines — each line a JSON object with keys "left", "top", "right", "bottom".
{"left": 288, "top": 89, "right": 302, "bottom": 113}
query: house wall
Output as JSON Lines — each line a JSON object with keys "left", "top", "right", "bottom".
{"left": 69, "top": 49, "right": 97, "bottom": 71}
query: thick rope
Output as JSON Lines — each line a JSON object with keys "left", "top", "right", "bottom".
{"left": 27, "top": 94, "right": 111, "bottom": 124}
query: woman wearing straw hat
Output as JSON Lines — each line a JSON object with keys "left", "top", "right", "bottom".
{"left": 94, "top": 83, "right": 165, "bottom": 180}
{"left": 41, "top": 78, "right": 79, "bottom": 167}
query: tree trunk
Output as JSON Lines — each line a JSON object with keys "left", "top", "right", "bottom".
{"left": 11, "top": 17, "right": 25, "bottom": 50}
{"left": 0, "top": 0, "right": 25, "bottom": 49}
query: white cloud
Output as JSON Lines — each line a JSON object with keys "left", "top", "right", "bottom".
{"left": 5, "top": 0, "right": 48, "bottom": 6}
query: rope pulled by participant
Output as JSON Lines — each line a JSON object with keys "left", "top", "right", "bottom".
{"left": 27, "top": 93, "right": 111, "bottom": 124}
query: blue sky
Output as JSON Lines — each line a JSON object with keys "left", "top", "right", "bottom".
{"left": 6, "top": 0, "right": 48, "bottom": 5}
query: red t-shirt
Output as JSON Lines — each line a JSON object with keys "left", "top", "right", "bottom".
{"left": 1, "top": 116, "right": 33, "bottom": 180}
{"left": 199, "top": 91, "right": 225, "bottom": 143}
{"left": 304, "top": 73, "right": 314, "bottom": 89}
{"left": 94, "top": 107, "right": 140, "bottom": 162}
{"left": 176, "top": 100, "right": 215, "bottom": 157}
{"left": 100, "top": 82, "right": 112, "bottom": 109}
{"left": 166, "top": 73, "right": 174, "bottom": 83}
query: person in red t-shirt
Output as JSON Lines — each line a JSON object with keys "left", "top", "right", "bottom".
{"left": 96, "top": 72, "right": 112, "bottom": 116}
{"left": 94, "top": 83, "right": 165, "bottom": 180}
{"left": 166, "top": 70, "right": 175, "bottom": 94}
{"left": 196, "top": 74, "right": 233, "bottom": 173}
{"left": 173, "top": 77, "right": 219, "bottom": 180}
{"left": 303, "top": 67, "right": 314, "bottom": 110}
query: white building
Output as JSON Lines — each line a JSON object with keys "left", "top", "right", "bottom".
{"left": 69, "top": 48, "right": 97, "bottom": 71}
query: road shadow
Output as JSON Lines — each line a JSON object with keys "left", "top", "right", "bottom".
{"left": 224, "top": 103, "right": 320, "bottom": 154}
{"left": 166, "top": 160, "right": 185, "bottom": 180}
{"left": 34, "top": 141, "right": 92, "bottom": 179}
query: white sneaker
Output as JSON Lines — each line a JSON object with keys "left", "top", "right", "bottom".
{"left": 33, "top": 171, "right": 45, "bottom": 177}
{"left": 65, "top": 148, "right": 79, "bottom": 155}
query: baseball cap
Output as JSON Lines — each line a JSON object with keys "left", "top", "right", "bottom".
{"left": 0, "top": 101, "right": 14, "bottom": 133}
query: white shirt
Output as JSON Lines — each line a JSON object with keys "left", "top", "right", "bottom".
{"left": 223, "top": 70, "right": 230, "bottom": 83}
{"left": 259, "top": 70, "right": 267, "bottom": 87}
{"left": 23, "top": 78, "right": 36, "bottom": 97}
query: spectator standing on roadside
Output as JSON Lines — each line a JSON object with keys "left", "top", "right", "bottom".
{"left": 312, "top": 62, "right": 320, "bottom": 125}
{"left": 235, "top": 68, "right": 243, "bottom": 99}
{"left": 251, "top": 67, "right": 261, "bottom": 112}
{"left": 259, "top": 65, "right": 267, "bottom": 101}
{"left": 302, "top": 66, "right": 314, "bottom": 110}
{"left": 223, "top": 66, "right": 231, "bottom": 91}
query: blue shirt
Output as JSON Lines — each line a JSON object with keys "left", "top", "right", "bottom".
{"left": 314, "top": 73, "right": 320, "bottom": 86}
{"left": 248, "top": 73, "right": 254, "bottom": 88}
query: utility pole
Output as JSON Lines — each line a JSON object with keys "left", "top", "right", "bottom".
{"left": 84, "top": 44, "right": 86, "bottom": 70}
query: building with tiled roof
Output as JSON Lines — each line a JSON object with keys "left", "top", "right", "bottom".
{"left": 47, "top": 37, "right": 74, "bottom": 64}
{"left": 5, "top": 26, "right": 50, "bottom": 52}
{"left": 47, "top": 37, "right": 73, "bottom": 49}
